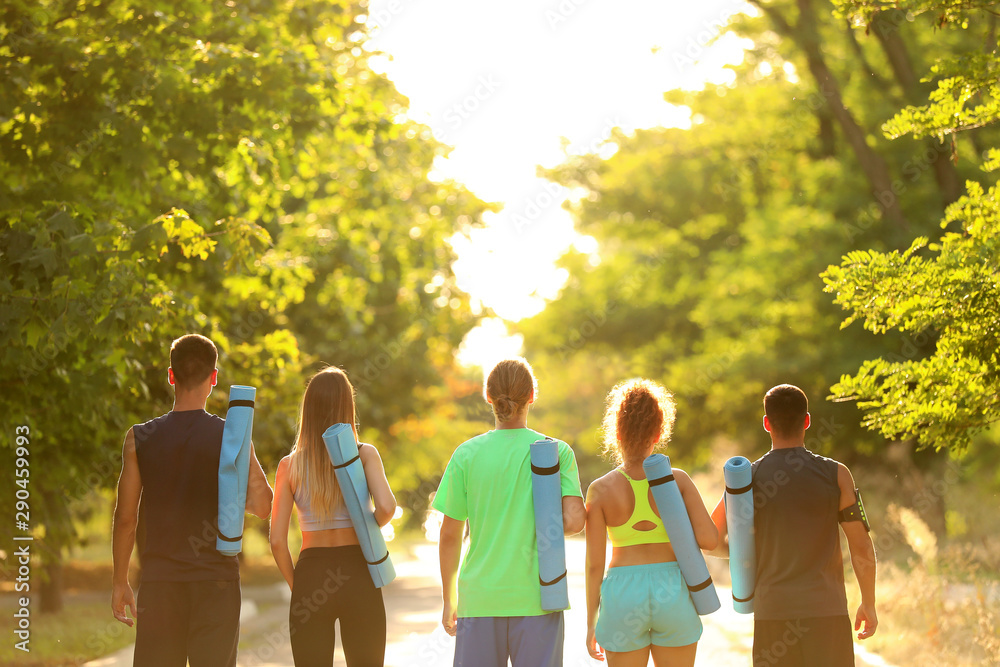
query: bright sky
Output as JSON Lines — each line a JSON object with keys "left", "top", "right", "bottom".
{"left": 363, "top": 0, "right": 752, "bottom": 368}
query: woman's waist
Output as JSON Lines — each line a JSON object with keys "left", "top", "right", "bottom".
{"left": 300, "top": 527, "right": 360, "bottom": 550}
{"left": 608, "top": 542, "right": 677, "bottom": 569}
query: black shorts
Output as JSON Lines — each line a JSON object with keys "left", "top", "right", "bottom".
{"left": 753, "top": 615, "right": 854, "bottom": 667}
{"left": 133, "top": 579, "right": 241, "bottom": 667}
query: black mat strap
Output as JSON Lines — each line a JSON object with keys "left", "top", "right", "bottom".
{"left": 531, "top": 463, "right": 560, "bottom": 475}
{"left": 540, "top": 570, "right": 567, "bottom": 587}
{"left": 688, "top": 576, "right": 713, "bottom": 593}
{"left": 726, "top": 483, "right": 753, "bottom": 495}
{"left": 229, "top": 399, "right": 255, "bottom": 408}
{"left": 367, "top": 551, "right": 390, "bottom": 566}
{"left": 218, "top": 533, "right": 242, "bottom": 543}
{"left": 333, "top": 454, "right": 360, "bottom": 470}
{"left": 733, "top": 591, "right": 755, "bottom": 603}
{"left": 649, "top": 474, "right": 674, "bottom": 487}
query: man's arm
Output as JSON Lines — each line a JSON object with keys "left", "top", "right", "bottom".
{"left": 705, "top": 494, "right": 730, "bottom": 558}
{"left": 838, "top": 463, "right": 878, "bottom": 639}
{"left": 245, "top": 443, "right": 273, "bottom": 519}
{"left": 562, "top": 495, "right": 586, "bottom": 535}
{"left": 438, "top": 515, "right": 464, "bottom": 637}
{"left": 111, "top": 428, "right": 141, "bottom": 627}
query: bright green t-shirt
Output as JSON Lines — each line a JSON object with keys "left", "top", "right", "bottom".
{"left": 432, "top": 428, "right": 583, "bottom": 618}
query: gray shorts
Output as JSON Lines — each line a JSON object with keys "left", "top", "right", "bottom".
{"left": 454, "top": 612, "right": 564, "bottom": 667}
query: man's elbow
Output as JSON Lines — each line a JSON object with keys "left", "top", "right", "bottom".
{"left": 112, "top": 509, "right": 138, "bottom": 536}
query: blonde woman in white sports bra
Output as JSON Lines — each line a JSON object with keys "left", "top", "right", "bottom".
{"left": 269, "top": 367, "right": 396, "bottom": 667}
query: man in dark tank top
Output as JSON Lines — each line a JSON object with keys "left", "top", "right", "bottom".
{"left": 110, "top": 334, "right": 273, "bottom": 667}
{"left": 709, "top": 384, "right": 878, "bottom": 667}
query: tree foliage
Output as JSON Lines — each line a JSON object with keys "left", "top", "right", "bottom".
{"left": 824, "top": 0, "right": 999, "bottom": 452}
{"left": 0, "top": 0, "right": 489, "bottom": 597}
{"left": 521, "top": 0, "right": 997, "bottom": 474}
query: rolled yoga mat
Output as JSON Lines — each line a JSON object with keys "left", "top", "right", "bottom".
{"left": 724, "top": 456, "right": 755, "bottom": 614}
{"left": 217, "top": 385, "right": 255, "bottom": 556}
{"left": 643, "top": 453, "right": 721, "bottom": 615}
{"left": 321, "top": 423, "right": 396, "bottom": 588}
{"left": 530, "top": 437, "right": 569, "bottom": 611}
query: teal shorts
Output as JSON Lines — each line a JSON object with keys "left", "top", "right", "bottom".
{"left": 595, "top": 562, "right": 703, "bottom": 652}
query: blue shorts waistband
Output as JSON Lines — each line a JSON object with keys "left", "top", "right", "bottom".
{"left": 606, "top": 561, "right": 679, "bottom": 575}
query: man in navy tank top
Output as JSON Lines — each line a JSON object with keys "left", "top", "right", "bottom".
{"left": 709, "top": 384, "right": 878, "bottom": 667}
{"left": 110, "top": 334, "right": 273, "bottom": 666}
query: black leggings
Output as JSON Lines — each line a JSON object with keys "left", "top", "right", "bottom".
{"left": 289, "top": 546, "right": 386, "bottom": 667}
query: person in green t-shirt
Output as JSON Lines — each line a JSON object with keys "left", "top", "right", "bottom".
{"left": 433, "top": 357, "right": 586, "bottom": 667}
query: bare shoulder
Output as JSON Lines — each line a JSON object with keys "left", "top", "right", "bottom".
{"left": 276, "top": 454, "right": 292, "bottom": 473}
{"left": 672, "top": 467, "right": 694, "bottom": 488}
{"left": 836, "top": 461, "right": 856, "bottom": 490}
{"left": 586, "top": 471, "right": 611, "bottom": 501}
{"left": 122, "top": 427, "right": 136, "bottom": 454}
{"left": 359, "top": 442, "right": 383, "bottom": 464}
{"left": 587, "top": 469, "right": 622, "bottom": 501}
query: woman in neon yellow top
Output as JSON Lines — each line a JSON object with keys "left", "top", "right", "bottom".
{"left": 585, "top": 378, "right": 718, "bottom": 666}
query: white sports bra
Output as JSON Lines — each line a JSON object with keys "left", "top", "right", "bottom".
{"left": 292, "top": 484, "right": 354, "bottom": 531}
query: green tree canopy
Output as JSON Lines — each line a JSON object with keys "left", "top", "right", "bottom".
{"left": 823, "top": 0, "right": 1000, "bottom": 452}
{"left": 0, "top": 0, "right": 490, "bottom": 607}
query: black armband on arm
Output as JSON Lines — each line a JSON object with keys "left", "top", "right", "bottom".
{"left": 838, "top": 488, "right": 870, "bottom": 532}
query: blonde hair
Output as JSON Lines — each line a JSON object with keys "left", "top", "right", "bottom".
{"left": 601, "top": 378, "right": 676, "bottom": 466}
{"left": 484, "top": 357, "right": 538, "bottom": 423}
{"left": 288, "top": 367, "right": 357, "bottom": 518}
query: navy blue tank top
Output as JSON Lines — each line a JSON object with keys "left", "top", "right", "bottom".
{"left": 134, "top": 410, "right": 239, "bottom": 582}
{"left": 751, "top": 447, "right": 848, "bottom": 620}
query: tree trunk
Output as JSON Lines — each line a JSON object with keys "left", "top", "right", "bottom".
{"left": 816, "top": 109, "right": 837, "bottom": 158}
{"left": 39, "top": 559, "right": 64, "bottom": 614}
{"left": 871, "top": 9, "right": 962, "bottom": 206}
{"left": 754, "top": 0, "right": 910, "bottom": 230}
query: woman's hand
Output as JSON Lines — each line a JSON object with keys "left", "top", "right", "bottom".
{"left": 586, "top": 625, "right": 605, "bottom": 661}
{"left": 442, "top": 600, "right": 458, "bottom": 637}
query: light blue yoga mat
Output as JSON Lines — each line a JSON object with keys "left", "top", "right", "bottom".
{"left": 217, "top": 385, "right": 255, "bottom": 556}
{"left": 724, "top": 455, "right": 755, "bottom": 614}
{"left": 530, "top": 437, "right": 569, "bottom": 611}
{"left": 643, "top": 453, "right": 721, "bottom": 615}
{"left": 321, "top": 423, "right": 396, "bottom": 588}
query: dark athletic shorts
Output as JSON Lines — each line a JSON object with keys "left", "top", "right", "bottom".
{"left": 133, "top": 579, "right": 240, "bottom": 667}
{"left": 753, "top": 615, "right": 854, "bottom": 667}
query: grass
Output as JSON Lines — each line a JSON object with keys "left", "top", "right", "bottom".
{"left": 846, "top": 543, "right": 1000, "bottom": 667}
{"left": 0, "top": 596, "right": 135, "bottom": 667}
{"left": 841, "top": 464, "right": 1000, "bottom": 667}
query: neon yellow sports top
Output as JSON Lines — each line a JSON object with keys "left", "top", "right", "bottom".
{"left": 606, "top": 468, "right": 671, "bottom": 547}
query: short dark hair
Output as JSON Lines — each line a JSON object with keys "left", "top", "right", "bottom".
{"left": 169, "top": 334, "right": 217, "bottom": 390}
{"left": 763, "top": 384, "right": 808, "bottom": 437}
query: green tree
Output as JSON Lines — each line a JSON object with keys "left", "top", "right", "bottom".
{"left": 822, "top": 0, "right": 1000, "bottom": 452}
{"left": 520, "top": 0, "right": 997, "bottom": 539}
{"left": 1, "top": 0, "right": 488, "bottom": 610}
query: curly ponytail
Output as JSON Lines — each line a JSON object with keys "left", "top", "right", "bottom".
{"left": 601, "top": 378, "right": 676, "bottom": 466}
